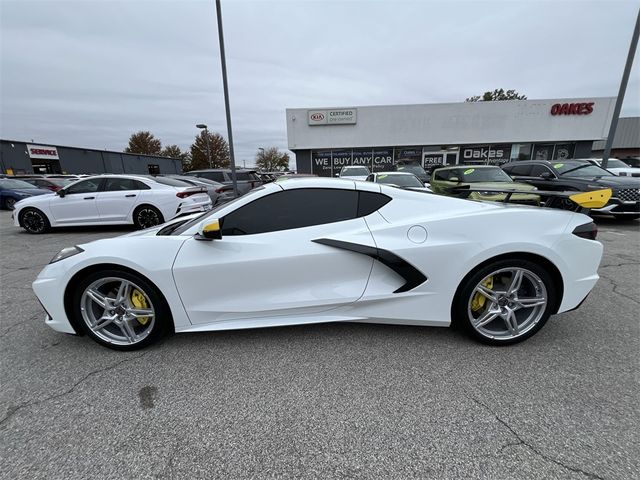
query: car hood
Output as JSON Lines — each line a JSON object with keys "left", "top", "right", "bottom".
{"left": 561, "top": 175, "right": 640, "bottom": 188}
{"left": 118, "top": 212, "right": 203, "bottom": 238}
{"left": 340, "top": 175, "right": 368, "bottom": 180}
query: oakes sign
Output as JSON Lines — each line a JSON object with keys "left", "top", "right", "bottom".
{"left": 550, "top": 102, "right": 594, "bottom": 116}
{"left": 27, "top": 144, "right": 60, "bottom": 160}
{"left": 308, "top": 109, "right": 357, "bottom": 126}
{"left": 460, "top": 144, "right": 510, "bottom": 164}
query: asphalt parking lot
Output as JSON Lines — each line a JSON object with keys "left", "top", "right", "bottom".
{"left": 0, "top": 211, "right": 638, "bottom": 480}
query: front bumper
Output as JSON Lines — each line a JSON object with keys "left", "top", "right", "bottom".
{"left": 33, "top": 274, "right": 77, "bottom": 334}
{"left": 591, "top": 198, "right": 640, "bottom": 215}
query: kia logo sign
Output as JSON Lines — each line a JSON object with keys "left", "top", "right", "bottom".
{"left": 551, "top": 102, "right": 594, "bottom": 116}
{"left": 310, "top": 113, "right": 325, "bottom": 121}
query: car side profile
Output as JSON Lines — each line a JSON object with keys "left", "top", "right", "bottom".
{"left": 13, "top": 175, "right": 212, "bottom": 233}
{"left": 33, "top": 178, "right": 603, "bottom": 351}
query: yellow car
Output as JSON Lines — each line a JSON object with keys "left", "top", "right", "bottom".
{"left": 430, "top": 165, "right": 540, "bottom": 205}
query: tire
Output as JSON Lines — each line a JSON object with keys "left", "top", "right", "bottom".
{"left": 72, "top": 269, "right": 171, "bottom": 351}
{"left": 4, "top": 197, "right": 16, "bottom": 210}
{"left": 612, "top": 214, "right": 640, "bottom": 221}
{"left": 452, "top": 259, "right": 557, "bottom": 346}
{"left": 19, "top": 208, "right": 51, "bottom": 234}
{"left": 133, "top": 205, "right": 164, "bottom": 230}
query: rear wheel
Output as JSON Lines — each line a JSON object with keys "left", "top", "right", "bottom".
{"left": 19, "top": 208, "right": 51, "bottom": 234}
{"left": 133, "top": 205, "right": 164, "bottom": 230}
{"left": 73, "top": 269, "right": 171, "bottom": 350}
{"left": 453, "top": 259, "right": 556, "bottom": 345}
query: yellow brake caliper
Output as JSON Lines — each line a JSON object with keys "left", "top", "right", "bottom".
{"left": 130, "top": 289, "right": 150, "bottom": 325}
{"left": 471, "top": 276, "right": 494, "bottom": 312}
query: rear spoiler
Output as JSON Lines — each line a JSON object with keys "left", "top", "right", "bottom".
{"left": 449, "top": 186, "right": 612, "bottom": 212}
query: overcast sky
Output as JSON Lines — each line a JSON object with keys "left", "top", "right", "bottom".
{"left": 1, "top": 0, "right": 639, "bottom": 165}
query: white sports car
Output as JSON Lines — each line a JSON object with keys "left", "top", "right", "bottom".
{"left": 13, "top": 174, "right": 212, "bottom": 233}
{"left": 32, "top": 178, "right": 604, "bottom": 350}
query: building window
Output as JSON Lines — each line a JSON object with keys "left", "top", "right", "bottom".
{"left": 311, "top": 150, "right": 333, "bottom": 176}
{"left": 553, "top": 143, "right": 575, "bottom": 160}
{"left": 148, "top": 164, "right": 160, "bottom": 174}
{"left": 510, "top": 144, "right": 532, "bottom": 161}
{"left": 532, "top": 144, "right": 555, "bottom": 161}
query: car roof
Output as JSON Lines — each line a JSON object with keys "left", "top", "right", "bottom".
{"left": 375, "top": 171, "right": 416, "bottom": 175}
{"left": 433, "top": 165, "right": 500, "bottom": 170}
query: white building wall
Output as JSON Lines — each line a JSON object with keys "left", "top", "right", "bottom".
{"left": 286, "top": 97, "right": 616, "bottom": 150}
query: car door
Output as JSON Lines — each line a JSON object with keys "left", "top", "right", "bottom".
{"left": 95, "top": 177, "right": 144, "bottom": 222}
{"left": 172, "top": 187, "right": 377, "bottom": 325}
{"left": 48, "top": 178, "right": 102, "bottom": 224}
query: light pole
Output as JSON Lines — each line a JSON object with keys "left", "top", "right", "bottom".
{"left": 214, "top": 0, "right": 239, "bottom": 197}
{"left": 257, "top": 147, "right": 264, "bottom": 171}
{"left": 196, "top": 124, "right": 212, "bottom": 169}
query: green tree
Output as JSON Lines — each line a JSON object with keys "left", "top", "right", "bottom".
{"left": 125, "top": 131, "right": 162, "bottom": 155}
{"left": 465, "top": 89, "right": 527, "bottom": 102}
{"left": 188, "top": 131, "right": 230, "bottom": 171}
{"left": 255, "top": 147, "right": 290, "bottom": 172}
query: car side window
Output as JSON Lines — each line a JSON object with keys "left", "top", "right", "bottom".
{"left": 530, "top": 165, "right": 555, "bottom": 178}
{"left": 221, "top": 188, "right": 359, "bottom": 235}
{"left": 103, "top": 178, "right": 140, "bottom": 191}
{"left": 504, "top": 164, "right": 532, "bottom": 176}
{"left": 365, "top": 174, "right": 374, "bottom": 182}
{"left": 65, "top": 179, "right": 102, "bottom": 194}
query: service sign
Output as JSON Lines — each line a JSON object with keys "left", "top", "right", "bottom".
{"left": 308, "top": 109, "right": 357, "bottom": 126}
{"left": 27, "top": 144, "right": 59, "bottom": 160}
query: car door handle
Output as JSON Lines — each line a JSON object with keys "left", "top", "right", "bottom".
{"left": 125, "top": 194, "right": 136, "bottom": 197}
{"left": 83, "top": 196, "right": 95, "bottom": 200}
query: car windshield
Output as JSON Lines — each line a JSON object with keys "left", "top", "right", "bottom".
{"left": 602, "top": 159, "right": 631, "bottom": 169}
{"left": 552, "top": 162, "right": 613, "bottom": 177}
{"left": 49, "top": 178, "right": 74, "bottom": 186}
{"left": 396, "top": 164, "right": 427, "bottom": 175}
{"left": 376, "top": 174, "right": 423, "bottom": 187}
{"left": 149, "top": 176, "right": 193, "bottom": 187}
{"left": 0, "top": 179, "right": 38, "bottom": 189}
{"left": 449, "top": 167, "right": 513, "bottom": 183}
{"left": 342, "top": 167, "right": 370, "bottom": 175}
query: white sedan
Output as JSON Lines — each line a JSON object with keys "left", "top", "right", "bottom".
{"left": 32, "top": 178, "right": 604, "bottom": 350}
{"left": 587, "top": 158, "right": 640, "bottom": 178}
{"left": 13, "top": 175, "right": 212, "bottom": 233}
{"left": 365, "top": 171, "right": 432, "bottom": 191}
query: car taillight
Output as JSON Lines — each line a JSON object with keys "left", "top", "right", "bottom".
{"left": 572, "top": 222, "right": 598, "bottom": 240}
{"left": 176, "top": 191, "right": 197, "bottom": 199}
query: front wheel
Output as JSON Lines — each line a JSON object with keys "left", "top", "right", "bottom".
{"left": 73, "top": 269, "right": 171, "bottom": 350}
{"left": 19, "top": 208, "right": 51, "bottom": 234}
{"left": 453, "top": 259, "right": 557, "bottom": 345}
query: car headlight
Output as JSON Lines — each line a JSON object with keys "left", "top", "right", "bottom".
{"left": 50, "top": 246, "right": 84, "bottom": 264}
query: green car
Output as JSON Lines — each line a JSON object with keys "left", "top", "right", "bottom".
{"left": 430, "top": 165, "right": 540, "bottom": 205}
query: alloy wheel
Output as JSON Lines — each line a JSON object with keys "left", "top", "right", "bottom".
{"left": 137, "top": 208, "right": 160, "bottom": 228}
{"left": 467, "top": 267, "right": 548, "bottom": 340}
{"left": 22, "top": 210, "right": 46, "bottom": 233}
{"left": 80, "top": 277, "right": 156, "bottom": 346}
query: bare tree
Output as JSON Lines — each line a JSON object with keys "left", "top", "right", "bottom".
{"left": 466, "top": 89, "right": 527, "bottom": 102}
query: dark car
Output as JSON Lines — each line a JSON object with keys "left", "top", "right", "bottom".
{"left": 162, "top": 175, "right": 235, "bottom": 206}
{"left": 501, "top": 160, "right": 640, "bottom": 220}
{"left": 393, "top": 162, "right": 430, "bottom": 184}
{"left": 0, "top": 178, "right": 52, "bottom": 210}
{"left": 17, "top": 176, "right": 74, "bottom": 192}
{"left": 185, "top": 169, "right": 262, "bottom": 195}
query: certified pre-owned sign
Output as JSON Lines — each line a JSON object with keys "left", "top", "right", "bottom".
{"left": 308, "top": 109, "right": 357, "bottom": 126}
{"left": 27, "top": 144, "right": 59, "bottom": 160}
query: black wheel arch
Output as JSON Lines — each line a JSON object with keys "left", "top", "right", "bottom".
{"left": 63, "top": 263, "right": 175, "bottom": 336}
{"left": 452, "top": 252, "right": 564, "bottom": 318}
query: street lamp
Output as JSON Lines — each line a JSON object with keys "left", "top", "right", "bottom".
{"left": 196, "top": 124, "right": 212, "bottom": 169}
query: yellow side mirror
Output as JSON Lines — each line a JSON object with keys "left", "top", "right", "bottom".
{"left": 201, "top": 219, "right": 222, "bottom": 240}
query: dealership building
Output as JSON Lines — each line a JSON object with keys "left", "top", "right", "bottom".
{"left": 0, "top": 140, "right": 183, "bottom": 175}
{"left": 286, "top": 97, "right": 618, "bottom": 176}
